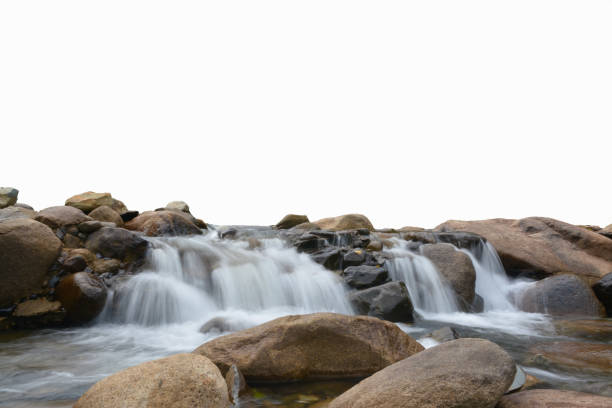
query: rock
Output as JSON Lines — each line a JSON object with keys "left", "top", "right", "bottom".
{"left": 193, "top": 313, "right": 423, "bottom": 382}
{"left": 0, "top": 316, "right": 11, "bottom": 331}
{"left": 199, "top": 317, "right": 245, "bottom": 334}
{"left": 292, "top": 222, "right": 321, "bottom": 231}
{"left": 0, "top": 219, "right": 62, "bottom": 307}
{"left": 436, "top": 217, "right": 612, "bottom": 280}
{"left": 65, "top": 192, "right": 114, "bottom": 213}
{"left": 276, "top": 214, "right": 309, "bottom": 229}
{"left": 89, "top": 205, "right": 123, "bottom": 226}
{"left": 599, "top": 224, "right": 612, "bottom": 239}
{"left": 519, "top": 274, "right": 605, "bottom": 317}
{"left": 56, "top": 272, "right": 107, "bottom": 324}
{"left": 225, "top": 364, "right": 247, "bottom": 404}
{"left": 74, "top": 353, "right": 230, "bottom": 408}
{"left": 166, "top": 201, "right": 191, "bottom": 213}
{"left": 593, "top": 273, "right": 612, "bottom": 316}
{"left": 525, "top": 341, "right": 612, "bottom": 375}
{"left": 12, "top": 298, "right": 65, "bottom": 328}
{"left": 63, "top": 253, "right": 88, "bottom": 273}
{"left": 313, "top": 214, "right": 374, "bottom": 231}
{"left": 497, "top": 389, "right": 612, "bottom": 407}
{"left": 330, "top": 338, "right": 515, "bottom": 408}
{"left": 366, "top": 239, "right": 383, "bottom": 251}
{"left": 125, "top": 210, "right": 203, "bottom": 236}
{"left": 93, "top": 258, "right": 121, "bottom": 275}
{"left": 0, "top": 187, "right": 18, "bottom": 208}
{"left": 311, "top": 248, "right": 344, "bottom": 270}
{"left": 110, "top": 198, "right": 128, "bottom": 215}
{"left": 0, "top": 206, "right": 36, "bottom": 221}
{"left": 120, "top": 210, "right": 139, "bottom": 222}
{"left": 343, "top": 248, "right": 366, "bottom": 267}
{"left": 78, "top": 220, "right": 106, "bottom": 233}
{"left": 342, "top": 265, "right": 389, "bottom": 289}
{"left": 62, "top": 233, "right": 82, "bottom": 248}
{"left": 554, "top": 319, "right": 612, "bottom": 341}
{"left": 35, "top": 206, "right": 92, "bottom": 229}
{"left": 85, "top": 227, "right": 148, "bottom": 263}
{"left": 14, "top": 203, "right": 34, "bottom": 210}
{"left": 421, "top": 243, "right": 476, "bottom": 307}
{"left": 350, "top": 281, "right": 414, "bottom": 323}
{"left": 63, "top": 248, "right": 97, "bottom": 267}
{"left": 428, "top": 326, "right": 460, "bottom": 343}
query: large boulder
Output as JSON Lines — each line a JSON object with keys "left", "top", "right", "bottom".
{"left": 0, "top": 187, "right": 18, "bottom": 208}
{"left": 593, "top": 273, "right": 612, "bottom": 316}
{"left": 518, "top": 274, "right": 605, "bottom": 317}
{"left": 0, "top": 206, "right": 36, "bottom": 221}
{"left": 313, "top": 214, "right": 374, "bottom": 231}
{"left": 125, "top": 210, "right": 203, "bottom": 236}
{"left": 436, "top": 217, "right": 612, "bottom": 280}
{"left": 525, "top": 341, "right": 612, "bottom": 375}
{"left": 56, "top": 272, "right": 108, "bottom": 324}
{"left": 85, "top": 227, "right": 148, "bottom": 263}
{"left": 89, "top": 205, "right": 124, "bottom": 226}
{"left": 74, "top": 353, "right": 229, "bottom": 408}
{"left": 342, "top": 265, "right": 389, "bottom": 289}
{"left": 276, "top": 214, "right": 309, "bottom": 229}
{"left": 497, "top": 389, "right": 612, "bottom": 407}
{"left": 421, "top": 243, "right": 476, "bottom": 307}
{"left": 349, "top": 281, "right": 415, "bottom": 322}
{"left": 65, "top": 191, "right": 114, "bottom": 213}
{"left": 193, "top": 313, "right": 423, "bottom": 382}
{"left": 330, "top": 338, "right": 515, "bottom": 408}
{"left": 0, "top": 218, "right": 62, "bottom": 307}
{"left": 166, "top": 200, "right": 191, "bottom": 213}
{"left": 35, "top": 206, "right": 92, "bottom": 229}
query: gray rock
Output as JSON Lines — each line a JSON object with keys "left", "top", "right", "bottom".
{"left": 0, "top": 206, "right": 36, "bottom": 221}
{"left": 342, "top": 265, "right": 389, "bottom": 289}
{"left": 350, "top": 281, "right": 414, "bottom": 323}
{"left": 35, "top": 206, "right": 92, "bottom": 229}
{"left": 0, "top": 187, "right": 18, "bottom": 209}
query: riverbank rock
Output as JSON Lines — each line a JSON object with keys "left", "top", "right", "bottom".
{"left": 341, "top": 265, "right": 389, "bottom": 289}
{"left": 12, "top": 298, "right": 65, "bottom": 328}
{"left": 518, "top": 274, "right": 605, "bottom": 317}
{"left": 593, "top": 273, "right": 612, "bottom": 316}
{"left": 436, "top": 217, "right": 612, "bottom": 280}
{"left": 56, "top": 272, "right": 107, "bottom": 324}
{"left": 313, "top": 214, "right": 374, "bottom": 231}
{"left": 125, "top": 210, "right": 203, "bottom": 236}
{"left": 89, "top": 205, "right": 123, "bottom": 226}
{"left": 0, "top": 206, "right": 36, "bottom": 221}
{"left": 35, "top": 206, "right": 91, "bottom": 229}
{"left": 349, "top": 281, "right": 414, "bottom": 322}
{"left": 74, "top": 353, "right": 230, "bottom": 408}
{"left": 66, "top": 192, "right": 114, "bottom": 213}
{"left": 422, "top": 243, "right": 476, "bottom": 307}
{"left": 193, "top": 313, "right": 423, "bottom": 382}
{"left": 0, "top": 187, "right": 18, "bottom": 208}
{"left": 276, "top": 214, "right": 309, "bottom": 229}
{"left": 525, "top": 341, "right": 612, "bottom": 375}
{"left": 85, "top": 227, "right": 148, "bottom": 263}
{"left": 497, "top": 389, "right": 612, "bottom": 407}
{"left": 0, "top": 218, "right": 62, "bottom": 307}
{"left": 330, "top": 338, "right": 515, "bottom": 408}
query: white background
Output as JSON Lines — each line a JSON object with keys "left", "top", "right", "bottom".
{"left": 1, "top": 1, "right": 611, "bottom": 228}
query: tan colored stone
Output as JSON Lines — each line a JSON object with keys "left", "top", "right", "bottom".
{"left": 497, "top": 389, "right": 612, "bottom": 407}
{"left": 35, "top": 206, "right": 91, "bottom": 229}
{"left": 313, "top": 214, "right": 374, "bottom": 231}
{"left": 525, "top": 341, "right": 612, "bottom": 375}
{"left": 89, "top": 205, "right": 123, "bottom": 226}
{"left": 125, "top": 210, "right": 203, "bottom": 236}
{"left": 66, "top": 192, "right": 114, "bottom": 213}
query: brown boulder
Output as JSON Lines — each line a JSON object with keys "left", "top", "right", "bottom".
{"left": 518, "top": 274, "right": 605, "bottom": 317}
{"left": 35, "top": 206, "right": 92, "bottom": 229}
{"left": 12, "top": 298, "right": 65, "bottom": 328}
{"left": 497, "top": 389, "right": 612, "bottom": 407}
{"left": 554, "top": 319, "right": 612, "bottom": 341}
{"left": 330, "top": 338, "right": 516, "bottom": 408}
{"left": 193, "top": 313, "right": 423, "bottom": 382}
{"left": 89, "top": 205, "right": 124, "bottom": 226}
{"left": 74, "top": 353, "right": 230, "bottom": 408}
{"left": 313, "top": 214, "right": 374, "bottom": 231}
{"left": 0, "top": 206, "right": 36, "bottom": 221}
{"left": 56, "top": 272, "right": 108, "bottom": 324}
{"left": 436, "top": 217, "right": 612, "bottom": 280}
{"left": 166, "top": 201, "right": 191, "bottom": 213}
{"left": 65, "top": 191, "right": 114, "bottom": 213}
{"left": 421, "top": 243, "right": 476, "bottom": 307}
{"left": 125, "top": 210, "right": 203, "bottom": 236}
{"left": 0, "top": 218, "right": 62, "bottom": 307}
{"left": 85, "top": 227, "right": 148, "bottom": 263}
{"left": 525, "top": 341, "right": 612, "bottom": 375}
{"left": 276, "top": 214, "right": 309, "bottom": 229}
{"left": 110, "top": 198, "right": 128, "bottom": 215}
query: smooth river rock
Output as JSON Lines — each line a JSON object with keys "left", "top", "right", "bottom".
{"left": 0, "top": 218, "right": 62, "bottom": 307}
{"left": 125, "top": 210, "right": 203, "bottom": 236}
{"left": 0, "top": 206, "right": 36, "bottom": 221}
{"left": 35, "top": 206, "right": 92, "bottom": 229}
{"left": 341, "top": 265, "right": 389, "bottom": 289}
{"left": 56, "top": 272, "right": 107, "bottom": 324}
{"left": 497, "top": 389, "right": 612, "bottom": 407}
{"left": 193, "top": 313, "right": 423, "bottom": 382}
{"left": 525, "top": 341, "right": 612, "bottom": 375}
{"left": 313, "top": 214, "right": 374, "bottom": 231}
{"left": 276, "top": 214, "right": 309, "bottom": 229}
{"left": 330, "top": 338, "right": 516, "bottom": 408}
{"left": 85, "top": 227, "right": 148, "bottom": 263}
{"left": 74, "top": 353, "right": 230, "bottom": 408}
{"left": 349, "top": 281, "right": 415, "bottom": 322}
{"left": 65, "top": 191, "right": 114, "bottom": 213}
{"left": 88, "top": 205, "right": 123, "bottom": 227}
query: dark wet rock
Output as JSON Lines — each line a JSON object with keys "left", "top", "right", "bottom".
{"left": 74, "top": 353, "right": 230, "bottom": 408}
{"left": 85, "top": 227, "right": 148, "bottom": 263}
{"left": 311, "top": 248, "right": 344, "bottom": 270}
{"left": 294, "top": 233, "right": 328, "bottom": 253}
{"left": 0, "top": 187, "right": 18, "bottom": 209}
{"left": 593, "top": 273, "right": 612, "bottom": 316}
{"left": 35, "top": 206, "right": 92, "bottom": 229}
{"left": 330, "top": 338, "right": 515, "bottom": 408}
{"left": 125, "top": 210, "right": 203, "bottom": 236}
{"left": 0, "top": 218, "right": 63, "bottom": 308}
{"left": 341, "top": 265, "right": 388, "bottom": 289}
{"left": 421, "top": 243, "right": 476, "bottom": 307}
{"left": 313, "top": 214, "right": 374, "bottom": 231}
{"left": 56, "top": 272, "right": 107, "bottom": 324}
{"left": 120, "top": 210, "right": 139, "bottom": 223}
{"left": 525, "top": 341, "right": 612, "bottom": 375}
{"left": 470, "top": 293, "right": 485, "bottom": 313}
{"left": 12, "top": 298, "right": 65, "bottom": 328}
{"left": 63, "top": 253, "right": 88, "bottom": 273}
{"left": 497, "top": 389, "right": 612, "bottom": 407}
{"left": 343, "top": 249, "right": 366, "bottom": 267}
{"left": 65, "top": 192, "right": 114, "bottom": 213}
{"left": 89, "top": 205, "right": 123, "bottom": 227}
{"left": 518, "top": 274, "right": 605, "bottom": 317}
{"left": 0, "top": 206, "right": 36, "bottom": 221}
{"left": 350, "top": 281, "right": 414, "bottom": 323}
{"left": 225, "top": 364, "right": 247, "bottom": 404}
{"left": 194, "top": 313, "right": 423, "bottom": 382}
{"left": 276, "top": 214, "right": 309, "bottom": 229}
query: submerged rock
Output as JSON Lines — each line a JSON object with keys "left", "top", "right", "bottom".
{"left": 193, "top": 313, "right": 423, "bottom": 382}
{"left": 497, "top": 389, "right": 612, "bottom": 407}
{"left": 313, "top": 214, "right": 374, "bottom": 231}
{"left": 329, "top": 338, "right": 516, "bottom": 408}
{"left": 276, "top": 214, "right": 309, "bottom": 229}
{"left": 349, "top": 281, "right": 414, "bottom": 323}
{"left": 0, "top": 187, "right": 18, "bottom": 209}
{"left": 125, "top": 210, "right": 203, "bottom": 236}
{"left": 74, "top": 353, "right": 230, "bottom": 408}
{"left": 56, "top": 272, "right": 107, "bottom": 324}
{"left": 525, "top": 341, "right": 612, "bottom": 375}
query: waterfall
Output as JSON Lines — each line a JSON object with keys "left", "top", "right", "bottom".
{"left": 107, "top": 233, "right": 354, "bottom": 327}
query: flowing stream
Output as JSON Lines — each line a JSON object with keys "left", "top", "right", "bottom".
{"left": 0, "top": 229, "right": 609, "bottom": 407}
